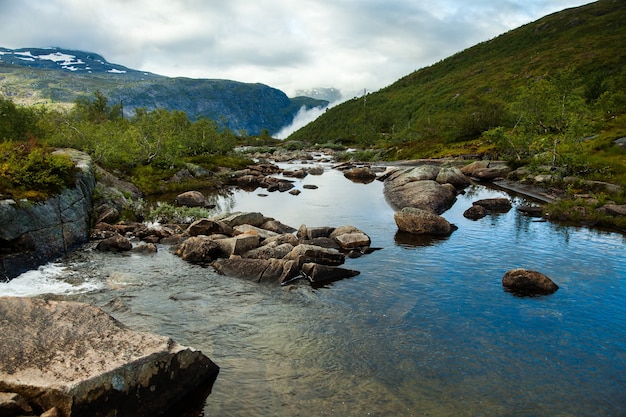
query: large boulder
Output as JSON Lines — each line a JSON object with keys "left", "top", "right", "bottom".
{"left": 301, "top": 263, "right": 360, "bottom": 285}
{"left": 95, "top": 233, "right": 132, "bottom": 252}
{"left": 502, "top": 268, "right": 559, "bottom": 296}
{"left": 175, "top": 236, "right": 220, "bottom": 263}
{"left": 186, "top": 218, "right": 233, "bottom": 237}
{"left": 473, "top": 198, "right": 512, "bottom": 213}
{"left": 0, "top": 297, "right": 219, "bottom": 417}
{"left": 384, "top": 179, "right": 457, "bottom": 214}
{"left": 393, "top": 207, "right": 455, "bottom": 236}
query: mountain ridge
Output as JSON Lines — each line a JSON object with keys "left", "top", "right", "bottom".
{"left": 0, "top": 47, "right": 328, "bottom": 135}
{"left": 287, "top": 0, "right": 626, "bottom": 156}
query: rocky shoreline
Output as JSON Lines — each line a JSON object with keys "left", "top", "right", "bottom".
{"left": 1, "top": 150, "right": 625, "bottom": 416}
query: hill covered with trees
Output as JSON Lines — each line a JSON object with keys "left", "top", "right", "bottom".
{"left": 288, "top": 0, "right": 626, "bottom": 185}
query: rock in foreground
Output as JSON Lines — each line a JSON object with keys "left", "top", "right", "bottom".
{"left": 0, "top": 297, "right": 219, "bottom": 417}
{"left": 502, "top": 268, "right": 559, "bottom": 296}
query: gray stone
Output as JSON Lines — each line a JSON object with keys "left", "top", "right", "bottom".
{"left": 393, "top": 207, "right": 454, "bottom": 236}
{"left": 384, "top": 179, "right": 457, "bottom": 214}
{"left": 212, "top": 257, "right": 300, "bottom": 284}
{"left": 0, "top": 297, "right": 219, "bottom": 417}
{"left": 463, "top": 205, "right": 488, "bottom": 220}
{"left": 283, "top": 244, "right": 345, "bottom": 267}
{"left": 243, "top": 243, "right": 294, "bottom": 260}
{"left": 334, "top": 232, "right": 371, "bottom": 250}
{"left": 436, "top": 166, "right": 470, "bottom": 188}
{"left": 233, "top": 224, "right": 280, "bottom": 240}
{"left": 220, "top": 212, "right": 266, "bottom": 227}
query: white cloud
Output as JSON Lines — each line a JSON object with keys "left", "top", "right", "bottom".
{"left": 0, "top": 0, "right": 593, "bottom": 96}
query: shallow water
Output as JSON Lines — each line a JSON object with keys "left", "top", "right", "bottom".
{"left": 2, "top": 164, "right": 625, "bottom": 416}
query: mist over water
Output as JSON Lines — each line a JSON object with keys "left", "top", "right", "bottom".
{"left": 274, "top": 104, "right": 330, "bottom": 139}
{"left": 2, "top": 164, "right": 625, "bottom": 416}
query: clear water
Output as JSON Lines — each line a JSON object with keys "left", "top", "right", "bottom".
{"left": 2, "top": 165, "right": 625, "bottom": 417}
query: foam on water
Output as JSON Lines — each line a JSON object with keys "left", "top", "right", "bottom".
{"left": 0, "top": 262, "right": 103, "bottom": 297}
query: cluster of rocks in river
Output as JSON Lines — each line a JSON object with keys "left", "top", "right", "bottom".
{"left": 92, "top": 211, "right": 374, "bottom": 287}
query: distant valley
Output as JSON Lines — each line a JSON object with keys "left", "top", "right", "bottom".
{"left": 0, "top": 47, "right": 328, "bottom": 135}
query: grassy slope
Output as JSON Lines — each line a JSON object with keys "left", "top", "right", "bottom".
{"left": 288, "top": 0, "right": 626, "bottom": 158}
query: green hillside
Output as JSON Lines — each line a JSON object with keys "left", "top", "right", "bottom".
{"left": 288, "top": 0, "right": 626, "bottom": 168}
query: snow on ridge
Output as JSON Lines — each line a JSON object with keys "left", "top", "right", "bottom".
{"left": 108, "top": 68, "right": 126, "bottom": 74}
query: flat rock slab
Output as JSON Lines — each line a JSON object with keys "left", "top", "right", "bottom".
{"left": 0, "top": 297, "right": 219, "bottom": 417}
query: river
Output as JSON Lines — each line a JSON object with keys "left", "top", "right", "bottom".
{"left": 1, "top": 162, "right": 625, "bottom": 417}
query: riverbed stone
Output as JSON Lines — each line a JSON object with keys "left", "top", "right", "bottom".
{"left": 333, "top": 232, "right": 371, "bottom": 250}
{"left": 212, "top": 256, "right": 300, "bottom": 283}
{"left": 259, "top": 220, "right": 297, "bottom": 234}
{"left": 436, "top": 166, "right": 471, "bottom": 188}
{"left": 463, "top": 205, "right": 488, "bottom": 220}
{"left": 95, "top": 233, "right": 132, "bottom": 252}
{"left": 233, "top": 224, "right": 280, "bottom": 239}
{"left": 220, "top": 212, "right": 266, "bottom": 227}
{"left": 502, "top": 268, "right": 559, "bottom": 296}
{"left": 393, "top": 207, "right": 454, "bottom": 236}
{"left": 0, "top": 297, "right": 219, "bottom": 417}
{"left": 301, "top": 263, "right": 360, "bottom": 284}
{"left": 187, "top": 218, "right": 233, "bottom": 237}
{"left": 473, "top": 198, "right": 512, "bottom": 213}
{"left": 175, "top": 236, "right": 219, "bottom": 263}
{"left": 243, "top": 243, "right": 295, "bottom": 260}
{"left": 213, "top": 234, "right": 261, "bottom": 257}
{"left": 284, "top": 244, "right": 346, "bottom": 267}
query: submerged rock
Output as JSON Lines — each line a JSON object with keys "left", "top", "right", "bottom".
{"left": 502, "top": 268, "right": 559, "bottom": 296}
{"left": 0, "top": 297, "right": 219, "bottom": 417}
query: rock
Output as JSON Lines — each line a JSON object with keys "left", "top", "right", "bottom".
{"left": 0, "top": 297, "right": 219, "bottom": 417}
{"left": 95, "top": 206, "right": 120, "bottom": 224}
{"left": 0, "top": 150, "right": 96, "bottom": 280}
{"left": 175, "top": 191, "right": 212, "bottom": 208}
{"left": 502, "top": 268, "right": 559, "bottom": 296}
{"left": 334, "top": 232, "right": 371, "bottom": 250}
{"left": 213, "top": 234, "right": 261, "bottom": 257}
{"left": 303, "top": 184, "right": 319, "bottom": 189}
{"left": 130, "top": 242, "right": 158, "bottom": 254}
{"left": 220, "top": 212, "right": 266, "bottom": 227}
{"left": 302, "top": 226, "right": 336, "bottom": 240}
{"left": 471, "top": 166, "right": 511, "bottom": 181}
{"left": 259, "top": 220, "right": 297, "bottom": 234}
{"left": 95, "top": 233, "right": 132, "bottom": 252}
{"left": 283, "top": 169, "right": 308, "bottom": 178}
{"left": 175, "top": 236, "right": 219, "bottom": 263}
{"left": 289, "top": 189, "right": 301, "bottom": 196}
{"left": 278, "top": 181, "right": 295, "bottom": 192}
{"left": 384, "top": 179, "right": 457, "bottom": 214}
{"left": 301, "top": 263, "right": 360, "bottom": 284}
{"left": 243, "top": 243, "right": 295, "bottom": 260}
{"left": 41, "top": 406, "right": 62, "bottom": 417}
{"left": 306, "top": 166, "right": 324, "bottom": 175}
{"left": 517, "top": 205, "right": 544, "bottom": 217}
{"left": 187, "top": 218, "right": 233, "bottom": 237}
{"left": 0, "top": 392, "right": 33, "bottom": 415}
{"left": 284, "top": 244, "right": 345, "bottom": 267}
{"left": 473, "top": 198, "right": 512, "bottom": 213}
{"left": 212, "top": 257, "right": 300, "bottom": 284}
{"left": 460, "top": 160, "right": 507, "bottom": 176}
{"left": 233, "top": 224, "right": 280, "bottom": 240}
{"left": 343, "top": 166, "right": 377, "bottom": 182}
{"left": 601, "top": 204, "right": 626, "bottom": 217}
{"left": 393, "top": 207, "right": 455, "bottom": 236}
{"left": 262, "top": 233, "right": 299, "bottom": 247}
{"left": 436, "top": 166, "right": 471, "bottom": 188}
{"left": 463, "top": 205, "right": 488, "bottom": 220}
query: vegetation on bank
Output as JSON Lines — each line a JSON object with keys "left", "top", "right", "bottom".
{"left": 0, "top": 91, "right": 252, "bottom": 199}
{"left": 286, "top": 0, "right": 626, "bottom": 192}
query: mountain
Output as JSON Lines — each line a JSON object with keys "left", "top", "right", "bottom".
{"left": 287, "top": 0, "right": 626, "bottom": 154}
{"left": 0, "top": 47, "right": 328, "bottom": 135}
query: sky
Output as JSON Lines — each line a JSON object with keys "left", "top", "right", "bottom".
{"left": 0, "top": 0, "right": 593, "bottom": 100}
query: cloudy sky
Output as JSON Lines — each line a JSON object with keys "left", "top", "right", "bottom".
{"left": 0, "top": 0, "right": 592, "bottom": 99}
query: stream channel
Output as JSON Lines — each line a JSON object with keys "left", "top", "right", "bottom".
{"left": 1, "top": 160, "right": 625, "bottom": 416}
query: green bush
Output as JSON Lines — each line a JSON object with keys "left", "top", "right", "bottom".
{"left": 0, "top": 140, "right": 77, "bottom": 200}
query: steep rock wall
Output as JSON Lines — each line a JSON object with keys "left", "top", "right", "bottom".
{"left": 0, "top": 149, "right": 95, "bottom": 280}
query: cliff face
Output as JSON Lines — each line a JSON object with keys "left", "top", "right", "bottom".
{"left": 0, "top": 149, "right": 95, "bottom": 280}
